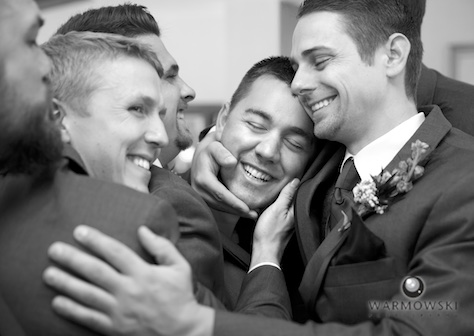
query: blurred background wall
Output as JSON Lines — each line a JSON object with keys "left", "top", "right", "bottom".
{"left": 36, "top": 0, "right": 474, "bottom": 146}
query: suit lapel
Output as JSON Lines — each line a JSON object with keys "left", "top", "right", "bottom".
{"left": 220, "top": 232, "right": 250, "bottom": 270}
{"left": 295, "top": 142, "right": 344, "bottom": 265}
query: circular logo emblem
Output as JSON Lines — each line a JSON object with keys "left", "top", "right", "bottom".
{"left": 402, "top": 276, "right": 424, "bottom": 298}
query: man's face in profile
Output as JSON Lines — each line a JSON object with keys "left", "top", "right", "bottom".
{"left": 216, "top": 75, "right": 315, "bottom": 210}
{"left": 135, "top": 34, "right": 196, "bottom": 166}
{"left": 0, "top": 0, "right": 62, "bottom": 174}
{"left": 61, "top": 56, "right": 168, "bottom": 193}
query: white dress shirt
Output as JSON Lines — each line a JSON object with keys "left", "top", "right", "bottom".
{"left": 343, "top": 113, "right": 425, "bottom": 180}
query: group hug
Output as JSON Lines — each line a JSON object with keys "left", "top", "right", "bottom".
{"left": 1, "top": 0, "right": 474, "bottom": 335}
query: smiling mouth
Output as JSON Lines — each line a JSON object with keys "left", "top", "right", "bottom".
{"left": 129, "top": 156, "right": 151, "bottom": 170}
{"left": 243, "top": 164, "right": 273, "bottom": 182}
{"left": 311, "top": 96, "right": 337, "bottom": 112}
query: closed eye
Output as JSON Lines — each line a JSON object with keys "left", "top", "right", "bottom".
{"left": 284, "top": 138, "right": 305, "bottom": 151}
{"left": 314, "top": 56, "right": 331, "bottom": 70}
{"left": 246, "top": 121, "right": 266, "bottom": 131}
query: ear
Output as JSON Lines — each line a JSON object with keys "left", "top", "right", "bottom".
{"left": 52, "top": 98, "right": 71, "bottom": 144}
{"left": 215, "top": 102, "right": 231, "bottom": 141}
{"left": 384, "top": 33, "right": 410, "bottom": 78}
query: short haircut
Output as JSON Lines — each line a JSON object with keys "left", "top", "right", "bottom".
{"left": 42, "top": 31, "right": 163, "bottom": 115}
{"left": 229, "top": 56, "right": 296, "bottom": 111}
{"left": 298, "top": 0, "right": 423, "bottom": 101}
{"left": 55, "top": 3, "right": 160, "bottom": 37}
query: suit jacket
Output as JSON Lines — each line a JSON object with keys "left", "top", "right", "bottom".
{"left": 220, "top": 218, "right": 304, "bottom": 320}
{"left": 418, "top": 64, "right": 474, "bottom": 136}
{"left": 148, "top": 166, "right": 226, "bottom": 304}
{"left": 220, "top": 230, "right": 251, "bottom": 309}
{"left": 214, "top": 106, "right": 474, "bottom": 335}
{"left": 0, "top": 147, "right": 179, "bottom": 336}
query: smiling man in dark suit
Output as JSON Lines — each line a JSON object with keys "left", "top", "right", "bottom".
{"left": 208, "top": 56, "right": 316, "bottom": 310}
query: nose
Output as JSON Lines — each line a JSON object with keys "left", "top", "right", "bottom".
{"left": 145, "top": 113, "right": 169, "bottom": 149}
{"left": 291, "top": 66, "right": 315, "bottom": 96}
{"left": 255, "top": 134, "right": 281, "bottom": 164}
{"left": 178, "top": 77, "right": 196, "bottom": 103}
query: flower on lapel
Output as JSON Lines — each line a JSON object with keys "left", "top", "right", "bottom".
{"left": 353, "top": 140, "right": 429, "bottom": 217}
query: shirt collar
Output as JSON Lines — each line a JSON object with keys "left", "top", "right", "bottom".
{"left": 343, "top": 113, "right": 425, "bottom": 181}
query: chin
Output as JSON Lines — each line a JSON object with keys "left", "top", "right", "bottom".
{"left": 236, "top": 193, "right": 274, "bottom": 211}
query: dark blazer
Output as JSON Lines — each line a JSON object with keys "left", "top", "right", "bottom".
{"left": 220, "top": 220, "right": 304, "bottom": 320}
{"left": 214, "top": 106, "right": 474, "bottom": 335}
{"left": 148, "top": 166, "right": 226, "bottom": 303}
{"left": 0, "top": 147, "right": 179, "bottom": 336}
{"left": 219, "top": 230, "right": 251, "bottom": 309}
{"left": 418, "top": 64, "right": 474, "bottom": 136}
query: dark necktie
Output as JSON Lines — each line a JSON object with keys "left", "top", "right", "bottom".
{"left": 234, "top": 217, "right": 256, "bottom": 253}
{"left": 326, "top": 157, "right": 360, "bottom": 234}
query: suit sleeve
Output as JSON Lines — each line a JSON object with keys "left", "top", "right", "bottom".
{"left": 144, "top": 195, "right": 180, "bottom": 245}
{"left": 150, "top": 173, "right": 226, "bottom": 302}
{"left": 233, "top": 266, "right": 291, "bottom": 319}
{"left": 213, "top": 169, "right": 474, "bottom": 335}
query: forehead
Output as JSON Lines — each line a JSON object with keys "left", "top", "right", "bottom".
{"left": 291, "top": 11, "right": 350, "bottom": 58}
{"left": 233, "top": 76, "right": 309, "bottom": 124}
{"left": 135, "top": 34, "right": 177, "bottom": 73}
{"left": 90, "top": 56, "right": 162, "bottom": 100}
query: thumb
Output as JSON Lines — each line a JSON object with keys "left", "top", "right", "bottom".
{"left": 274, "top": 178, "right": 300, "bottom": 210}
{"left": 137, "top": 226, "right": 187, "bottom": 267}
{"left": 209, "top": 141, "right": 237, "bottom": 168}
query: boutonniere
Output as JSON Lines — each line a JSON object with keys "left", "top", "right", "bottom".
{"left": 352, "top": 140, "right": 429, "bottom": 217}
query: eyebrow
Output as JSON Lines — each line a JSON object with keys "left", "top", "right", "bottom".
{"left": 287, "top": 126, "right": 315, "bottom": 145}
{"left": 244, "top": 108, "right": 272, "bottom": 122}
{"left": 301, "top": 46, "right": 332, "bottom": 58}
{"left": 132, "top": 95, "right": 160, "bottom": 110}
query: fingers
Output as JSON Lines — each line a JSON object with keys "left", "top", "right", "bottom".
{"left": 204, "top": 183, "right": 258, "bottom": 219}
{"left": 191, "top": 140, "right": 257, "bottom": 218}
{"left": 138, "top": 226, "right": 189, "bottom": 269}
{"left": 207, "top": 141, "right": 237, "bottom": 168}
{"left": 47, "top": 241, "right": 125, "bottom": 292}
{"left": 274, "top": 178, "right": 300, "bottom": 210}
{"left": 43, "top": 266, "right": 114, "bottom": 312}
{"left": 72, "top": 225, "right": 147, "bottom": 274}
{"left": 51, "top": 296, "right": 112, "bottom": 335}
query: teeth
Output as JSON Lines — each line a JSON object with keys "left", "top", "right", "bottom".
{"left": 131, "top": 157, "right": 151, "bottom": 170}
{"left": 312, "top": 97, "right": 335, "bottom": 112}
{"left": 243, "top": 164, "right": 272, "bottom": 182}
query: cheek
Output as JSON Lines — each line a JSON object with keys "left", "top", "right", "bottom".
{"left": 220, "top": 129, "right": 243, "bottom": 156}
{"left": 282, "top": 153, "right": 309, "bottom": 179}
{"left": 163, "top": 115, "right": 177, "bottom": 135}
